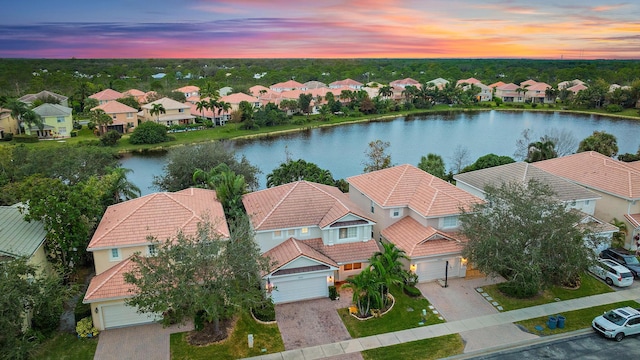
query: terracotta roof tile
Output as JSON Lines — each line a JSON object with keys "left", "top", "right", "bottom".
{"left": 89, "top": 89, "right": 123, "bottom": 101}
{"left": 123, "top": 89, "right": 145, "bottom": 97}
{"left": 243, "top": 181, "right": 374, "bottom": 231}
{"left": 83, "top": 257, "right": 139, "bottom": 302}
{"left": 330, "top": 78, "right": 363, "bottom": 87}
{"left": 533, "top": 151, "right": 640, "bottom": 200}
{"left": 270, "top": 80, "right": 306, "bottom": 90}
{"left": 304, "top": 238, "right": 380, "bottom": 264}
{"left": 88, "top": 188, "right": 229, "bottom": 250}
{"left": 91, "top": 100, "right": 138, "bottom": 114}
{"left": 381, "top": 216, "right": 464, "bottom": 257}
{"left": 264, "top": 238, "right": 337, "bottom": 273}
{"left": 220, "top": 93, "right": 258, "bottom": 104}
{"left": 174, "top": 85, "right": 200, "bottom": 93}
{"left": 348, "top": 164, "right": 483, "bottom": 217}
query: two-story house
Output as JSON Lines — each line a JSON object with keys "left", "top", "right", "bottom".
{"left": 83, "top": 188, "right": 229, "bottom": 330}
{"left": 173, "top": 85, "right": 200, "bottom": 99}
{"left": 89, "top": 89, "right": 124, "bottom": 105}
{"left": 347, "top": 164, "right": 483, "bottom": 282}
{"left": 533, "top": 151, "right": 640, "bottom": 250}
{"left": 30, "top": 103, "right": 73, "bottom": 138}
{"left": 19, "top": 90, "right": 69, "bottom": 107}
{"left": 140, "top": 97, "right": 195, "bottom": 126}
{"left": 91, "top": 101, "right": 138, "bottom": 133}
{"left": 454, "top": 161, "right": 618, "bottom": 253}
{"left": 242, "top": 181, "right": 378, "bottom": 304}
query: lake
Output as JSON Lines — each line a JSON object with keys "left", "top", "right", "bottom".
{"left": 121, "top": 110, "right": 640, "bottom": 195}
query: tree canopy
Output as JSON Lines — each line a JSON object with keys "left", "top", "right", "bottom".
{"left": 266, "top": 159, "right": 336, "bottom": 188}
{"left": 461, "top": 153, "right": 515, "bottom": 173}
{"left": 460, "top": 180, "right": 600, "bottom": 298}
{"left": 577, "top": 131, "right": 619, "bottom": 157}
{"left": 363, "top": 139, "right": 392, "bottom": 173}
{"left": 417, "top": 153, "right": 446, "bottom": 179}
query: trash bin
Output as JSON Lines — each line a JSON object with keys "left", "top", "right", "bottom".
{"left": 547, "top": 316, "right": 557, "bottom": 329}
{"left": 557, "top": 315, "right": 566, "bottom": 329}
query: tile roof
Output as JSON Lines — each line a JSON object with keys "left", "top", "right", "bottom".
{"left": 496, "top": 83, "right": 520, "bottom": 91}
{"left": 305, "top": 238, "right": 380, "bottom": 264}
{"left": 330, "top": 78, "right": 363, "bottom": 87}
{"left": 488, "top": 81, "right": 506, "bottom": 88}
{"left": 304, "top": 81, "right": 328, "bottom": 89}
{"left": 91, "top": 100, "right": 137, "bottom": 114}
{"left": 348, "top": 164, "right": 483, "bottom": 217}
{"left": 574, "top": 211, "right": 620, "bottom": 234}
{"left": 263, "top": 238, "right": 338, "bottom": 273}
{"left": 520, "top": 79, "right": 538, "bottom": 87}
{"left": 0, "top": 204, "right": 47, "bottom": 258}
{"left": 174, "top": 85, "right": 200, "bottom": 93}
{"left": 454, "top": 162, "right": 600, "bottom": 202}
{"left": 220, "top": 92, "right": 259, "bottom": 104}
{"left": 456, "top": 78, "right": 482, "bottom": 86}
{"left": 532, "top": 151, "right": 640, "bottom": 200}
{"left": 242, "top": 181, "right": 373, "bottom": 231}
{"left": 89, "top": 89, "right": 124, "bottom": 101}
{"left": 624, "top": 213, "right": 640, "bottom": 228}
{"left": 390, "top": 78, "right": 420, "bottom": 87}
{"left": 381, "top": 216, "right": 464, "bottom": 257}
{"left": 32, "top": 103, "right": 72, "bottom": 117}
{"left": 250, "top": 85, "right": 273, "bottom": 96}
{"left": 270, "top": 80, "right": 306, "bottom": 90}
{"left": 141, "top": 97, "right": 190, "bottom": 110}
{"left": 18, "top": 90, "right": 68, "bottom": 103}
{"left": 123, "top": 89, "right": 145, "bottom": 97}
{"left": 88, "top": 188, "right": 229, "bottom": 250}
{"left": 83, "top": 256, "right": 139, "bottom": 302}
{"left": 525, "top": 82, "right": 551, "bottom": 91}
{"left": 567, "top": 84, "right": 588, "bottom": 93}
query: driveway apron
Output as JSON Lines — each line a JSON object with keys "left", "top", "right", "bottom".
{"left": 417, "top": 276, "right": 538, "bottom": 353}
{"left": 94, "top": 322, "right": 193, "bottom": 360}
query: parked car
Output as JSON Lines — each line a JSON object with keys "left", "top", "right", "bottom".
{"left": 592, "top": 306, "right": 640, "bottom": 341}
{"left": 589, "top": 259, "right": 634, "bottom": 287}
{"left": 600, "top": 248, "right": 640, "bottom": 278}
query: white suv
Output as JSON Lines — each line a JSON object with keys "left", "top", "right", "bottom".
{"left": 592, "top": 307, "right": 640, "bottom": 341}
{"left": 589, "top": 259, "right": 634, "bottom": 287}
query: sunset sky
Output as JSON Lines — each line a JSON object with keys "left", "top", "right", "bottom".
{"left": 1, "top": 0, "right": 638, "bottom": 59}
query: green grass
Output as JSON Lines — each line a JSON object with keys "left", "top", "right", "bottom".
{"left": 362, "top": 334, "right": 464, "bottom": 360}
{"left": 30, "top": 333, "right": 97, "bottom": 360}
{"left": 516, "top": 300, "right": 640, "bottom": 335}
{"left": 339, "top": 286, "right": 444, "bottom": 338}
{"left": 170, "top": 311, "right": 284, "bottom": 360}
{"left": 482, "top": 273, "right": 613, "bottom": 311}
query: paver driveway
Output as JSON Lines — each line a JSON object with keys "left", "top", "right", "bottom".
{"left": 417, "top": 276, "right": 539, "bottom": 353}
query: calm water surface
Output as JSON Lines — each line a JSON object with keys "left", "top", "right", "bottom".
{"left": 121, "top": 110, "right": 640, "bottom": 195}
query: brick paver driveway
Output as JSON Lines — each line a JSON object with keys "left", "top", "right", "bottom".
{"left": 94, "top": 322, "right": 192, "bottom": 360}
{"left": 417, "top": 276, "right": 539, "bottom": 353}
{"left": 275, "top": 288, "right": 363, "bottom": 359}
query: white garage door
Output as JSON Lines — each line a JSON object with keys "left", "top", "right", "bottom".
{"left": 102, "top": 303, "right": 160, "bottom": 329}
{"left": 416, "top": 258, "right": 461, "bottom": 282}
{"left": 270, "top": 274, "right": 330, "bottom": 304}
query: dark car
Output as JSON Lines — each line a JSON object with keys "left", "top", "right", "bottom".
{"left": 600, "top": 248, "right": 640, "bottom": 278}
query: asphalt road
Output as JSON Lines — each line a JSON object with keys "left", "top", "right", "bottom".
{"left": 470, "top": 332, "right": 640, "bottom": 360}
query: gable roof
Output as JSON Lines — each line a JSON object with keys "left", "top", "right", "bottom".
{"left": 242, "top": 181, "right": 373, "bottom": 231}
{"left": 532, "top": 151, "right": 640, "bottom": 200}
{"left": 496, "top": 83, "right": 519, "bottom": 91}
{"left": 123, "top": 89, "right": 145, "bottom": 97}
{"left": 0, "top": 204, "right": 47, "bottom": 258}
{"left": 347, "top": 164, "right": 483, "bottom": 217}
{"left": 220, "top": 92, "right": 259, "bottom": 104}
{"left": 32, "top": 103, "right": 72, "bottom": 117}
{"left": 456, "top": 77, "right": 482, "bottom": 86}
{"left": 381, "top": 216, "right": 464, "bottom": 257}
{"left": 88, "top": 188, "right": 229, "bottom": 250}
{"left": 488, "top": 81, "right": 506, "bottom": 88}
{"left": 270, "top": 80, "right": 306, "bottom": 90}
{"left": 263, "top": 237, "right": 338, "bottom": 273}
{"left": 330, "top": 78, "right": 363, "bottom": 87}
{"left": 174, "top": 85, "right": 199, "bottom": 93}
{"left": 141, "top": 97, "right": 190, "bottom": 110}
{"left": 390, "top": 78, "right": 420, "bottom": 87}
{"left": 18, "top": 90, "right": 68, "bottom": 104}
{"left": 91, "top": 100, "right": 138, "bottom": 114}
{"left": 89, "top": 89, "right": 123, "bottom": 101}
{"left": 454, "top": 162, "right": 600, "bottom": 203}
{"left": 304, "top": 81, "right": 328, "bottom": 89}
{"left": 83, "top": 256, "right": 139, "bottom": 302}
{"left": 304, "top": 238, "right": 380, "bottom": 264}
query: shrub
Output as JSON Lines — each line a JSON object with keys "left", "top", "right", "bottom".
{"left": 494, "top": 98, "right": 503, "bottom": 106}
{"left": 72, "top": 122, "right": 83, "bottom": 130}
{"left": 329, "top": 285, "right": 338, "bottom": 300}
{"left": 70, "top": 131, "right": 78, "bottom": 137}
{"left": 252, "top": 299, "right": 276, "bottom": 322}
{"left": 1, "top": 133, "right": 13, "bottom": 141}
{"left": 403, "top": 285, "right": 422, "bottom": 297}
{"left": 13, "top": 134, "right": 38, "bottom": 143}
{"left": 402, "top": 270, "right": 419, "bottom": 287}
{"left": 129, "top": 121, "right": 171, "bottom": 145}
{"left": 87, "top": 121, "right": 96, "bottom": 131}
{"left": 100, "top": 130, "right": 122, "bottom": 146}
{"left": 76, "top": 317, "right": 99, "bottom": 338}
{"left": 75, "top": 298, "right": 92, "bottom": 322}
{"left": 531, "top": 103, "right": 538, "bottom": 108}
{"left": 605, "top": 104, "right": 623, "bottom": 113}
{"left": 498, "top": 280, "right": 538, "bottom": 298}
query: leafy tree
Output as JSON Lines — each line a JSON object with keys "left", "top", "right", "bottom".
{"left": 618, "top": 146, "right": 640, "bottom": 162}
{"left": 154, "top": 142, "right": 260, "bottom": 192}
{"left": 149, "top": 103, "right": 166, "bottom": 123}
{"left": 460, "top": 180, "right": 600, "bottom": 298}
{"left": 100, "top": 129, "right": 122, "bottom": 146}
{"left": 129, "top": 121, "right": 170, "bottom": 145}
{"left": 195, "top": 99, "right": 209, "bottom": 119}
{"left": 363, "top": 139, "right": 392, "bottom": 173}
{"left": 239, "top": 101, "right": 257, "bottom": 130}
{"left": 578, "top": 131, "right": 619, "bottom": 157}
{"left": 461, "top": 154, "right": 515, "bottom": 173}
{"left": 298, "top": 93, "right": 313, "bottom": 115}
{"left": 377, "top": 85, "right": 393, "bottom": 99}
{"left": 193, "top": 163, "right": 247, "bottom": 220}
{"left": 266, "top": 159, "right": 335, "bottom": 187}
{"left": 417, "top": 153, "right": 446, "bottom": 179}
{"left": 116, "top": 96, "right": 140, "bottom": 110}
{"left": 125, "top": 217, "right": 270, "bottom": 334}
{"left": 515, "top": 128, "right": 577, "bottom": 160}
{"left": 82, "top": 98, "right": 99, "bottom": 113}
{"left": 525, "top": 140, "right": 557, "bottom": 163}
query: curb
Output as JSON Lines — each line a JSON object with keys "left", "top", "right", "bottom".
{"left": 443, "top": 328, "right": 594, "bottom": 359}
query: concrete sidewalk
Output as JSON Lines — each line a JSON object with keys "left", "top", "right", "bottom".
{"left": 245, "top": 287, "right": 640, "bottom": 360}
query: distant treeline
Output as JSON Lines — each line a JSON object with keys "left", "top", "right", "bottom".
{"left": 2, "top": 58, "right": 640, "bottom": 99}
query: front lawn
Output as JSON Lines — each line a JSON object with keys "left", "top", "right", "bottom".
{"left": 30, "top": 333, "right": 97, "bottom": 360}
{"left": 516, "top": 300, "right": 640, "bottom": 335}
{"left": 482, "top": 273, "right": 613, "bottom": 311}
{"left": 170, "top": 311, "right": 284, "bottom": 360}
{"left": 338, "top": 286, "right": 444, "bottom": 338}
{"left": 361, "top": 334, "right": 464, "bottom": 360}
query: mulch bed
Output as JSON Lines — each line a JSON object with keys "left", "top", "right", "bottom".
{"left": 186, "top": 316, "right": 238, "bottom": 346}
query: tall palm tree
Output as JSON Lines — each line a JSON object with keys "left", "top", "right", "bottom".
{"left": 90, "top": 109, "right": 113, "bottom": 135}
{"left": 5, "top": 98, "right": 28, "bottom": 134}
{"left": 216, "top": 101, "right": 231, "bottom": 125}
{"left": 377, "top": 85, "right": 393, "bottom": 100}
{"left": 343, "top": 267, "right": 383, "bottom": 317}
{"left": 21, "top": 109, "right": 43, "bottom": 135}
{"left": 150, "top": 103, "right": 166, "bottom": 124}
{"left": 106, "top": 167, "right": 141, "bottom": 204}
{"left": 370, "top": 242, "right": 408, "bottom": 308}
{"left": 195, "top": 100, "right": 209, "bottom": 120}
{"left": 207, "top": 97, "right": 220, "bottom": 124}
{"left": 526, "top": 140, "right": 557, "bottom": 163}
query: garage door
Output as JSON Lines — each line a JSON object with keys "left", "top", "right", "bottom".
{"left": 270, "top": 274, "right": 329, "bottom": 304}
{"left": 416, "top": 258, "right": 460, "bottom": 282}
{"left": 102, "top": 303, "right": 160, "bottom": 329}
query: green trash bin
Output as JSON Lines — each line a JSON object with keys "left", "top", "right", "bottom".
{"left": 557, "top": 315, "right": 565, "bottom": 329}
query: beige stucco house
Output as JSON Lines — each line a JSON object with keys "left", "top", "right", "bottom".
{"left": 91, "top": 101, "right": 138, "bottom": 133}
{"left": 242, "top": 181, "right": 379, "bottom": 303}
{"left": 0, "top": 107, "right": 18, "bottom": 138}
{"left": 347, "top": 164, "right": 483, "bottom": 282}
{"left": 140, "top": 97, "right": 195, "bottom": 126}
{"left": 533, "top": 152, "right": 640, "bottom": 250}
{"left": 83, "top": 188, "right": 229, "bottom": 330}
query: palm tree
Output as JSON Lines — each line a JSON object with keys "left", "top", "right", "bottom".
{"left": 195, "top": 100, "right": 209, "bottom": 120}
{"left": 194, "top": 164, "right": 247, "bottom": 219}
{"left": 21, "top": 109, "right": 43, "bottom": 136}
{"left": 377, "top": 85, "right": 393, "bottom": 99}
{"left": 90, "top": 109, "right": 113, "bottom": 135}
{"left": 343, "top": 267, "right": 383, "bottom": 317}
{"left": 206, "top": 97, "right": 219, "bottom": 125}
{"left": 526, "top": 140, "right": 557, "bottom": 162}
{"left": 106, "top": 167, "right": 141, "bottom": 204}
{"left": 370, "top": 242, "right": 408, "bottom": 308}
{"left": 5, "top": 98, "right": 28, "bottom": 134}
{"left": 149, "top": 103, "right": 166, "bottom": 124}
{"left": 216, "top": 101, "right": 231, "bottom": 125}
{"left": 610, "top": 218, "right": 628, "bottom": 248}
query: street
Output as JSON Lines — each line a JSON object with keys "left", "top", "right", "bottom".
{"left": 471, "top": 332, "right": 640, "bottom": 359}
